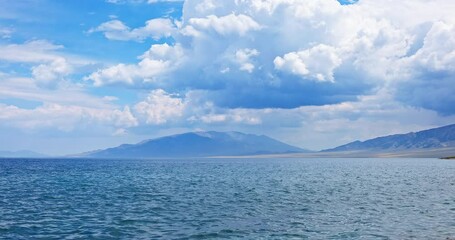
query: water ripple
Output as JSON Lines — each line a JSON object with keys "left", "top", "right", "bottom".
{"left": 0, "top": 158, "right": 454, "bottom": 239}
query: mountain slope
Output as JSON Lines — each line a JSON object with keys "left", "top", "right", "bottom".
{"left": 324, "top": 124, "right": 455, "bottom": 152}
{"left": 85, "top": 131, "right": 306, "bottom": 158}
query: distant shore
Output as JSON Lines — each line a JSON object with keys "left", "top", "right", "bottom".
{"left": 441, "top": 156, "right": 455, "bottom": 160}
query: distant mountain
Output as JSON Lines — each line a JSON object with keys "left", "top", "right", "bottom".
{"left": 0, "top": 150, "right": 47, "bottom": 158}
{"left": 324, "top": 124, "right": 455, "bottom": 152}
{"left": 84, "top": 131, "right": 307, "bottom": 158}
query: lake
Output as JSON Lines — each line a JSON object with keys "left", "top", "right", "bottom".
{"left": 0, "top": 158, "right": 454, "bottom": 239}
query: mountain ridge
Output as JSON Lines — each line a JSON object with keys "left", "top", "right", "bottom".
{"left": 324, "top": 124, "right": 455, "bottom": 152}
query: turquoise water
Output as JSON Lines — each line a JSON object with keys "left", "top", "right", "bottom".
{"left": 0, "top": 158, "right": 454, "bottom": 239}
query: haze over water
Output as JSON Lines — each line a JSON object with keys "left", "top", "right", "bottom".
{"left": 1, "top": 158, "right": 454, "bottom": 239}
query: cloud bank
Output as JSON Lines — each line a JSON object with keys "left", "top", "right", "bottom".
{"left": 88, "top": 0, "right": 455, "bottom": 115}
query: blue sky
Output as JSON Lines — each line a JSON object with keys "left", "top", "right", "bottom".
{"left": 1, "top": 0, "right": 455, "bottom": 155}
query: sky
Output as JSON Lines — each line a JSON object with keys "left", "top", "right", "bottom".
{"left": 1, "top": 0, "right": 455, "bottom": 155}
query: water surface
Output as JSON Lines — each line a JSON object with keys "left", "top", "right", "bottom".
{"left": 0, "top": 158, "right": 454, "bottom": 239}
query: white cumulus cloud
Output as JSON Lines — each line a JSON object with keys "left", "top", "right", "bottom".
{"left": 274, "top": 44, "right": 342, "bottom": 82}
{"left": 184, "top": 13, "right": 261, "bottom": 36}
{"left": 87, "top": 43, "right": 184, "bottom": 86}
{"left": 134, "top": 89, "right": 186, "bottom": 124}
{"left": 31, "top": 58, "right": 73, "bottom": 87}
{"left": 89, "top": 18, "right": 176, "bottom": 42}
{"left": 235, "top": 48, "right": 260, "bottom": 73}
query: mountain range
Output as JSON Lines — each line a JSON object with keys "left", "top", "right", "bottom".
{"left": 323, "top": 124, "right": 455, "bottom": 152}
{"left": 82, "top": 131, "right": 307, "bottom": 158}
{"left": 3, "top": 124, "right": 455, "bottom": 159}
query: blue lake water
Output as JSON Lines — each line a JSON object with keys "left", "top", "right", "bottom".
{"left": 0, "top": 158, "right": 454, "bottom": 239}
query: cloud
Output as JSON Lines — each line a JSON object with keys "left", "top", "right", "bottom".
{"left": 0, "top": 27, "right": 13, "bottom": 39}
{"left": 106, "top": 0, "right": 183, "bottom": 4}
{"left": 392, "top": 21, "right": 455, "bottom": 115}
{"left": 147, "top": 0, "right": 183, "bottom": 3}
{"left": 0, "top": 103, "right": 138, "bottom": 132}
{"left": 235, "top": 48, "right": 260, "bottom": 73}
{"left": 183, "top": 13, "right": 261, "bottom": 36}
{"left": 193, "top": 109, "right": 262, "bottom": 125}
{"left": 0, "top": 77, "right": 118, "bottom": 109}
{"left": 31, "top": 58, "right": 73, "bottom": 87}
{"left": 0, "top": 40, "right": 63, "bottom": 63}
{"left": 134, "top": 89, "right": 185, "bottom": 124}
{"left": 86, "top": 43, "right": 184, "bottom": 86}
{"left": 87, "top": 61, "right": 168, "bottom": 86}
{"left": 131, "top": 89, "right": 265, "bottom": 126}
{"left": 409, "top": 21, "right": 455, "bottom": 72}
{"left": 0, "top": 40, "right": 95, "bottom": 87}
{"left": 89, "top": 18, "right": 176, "bottom": 42}
{"left": 105, "top": 0, "right": 123, "bottom": 3}
{"left": 274, "top": 44, "right": 342, "bottom": 82}
{"left": 0, "top": 76, "right": 139, "bottom": 138}
{"left": 87, "top": 0, "right": 455, "bottom": 116}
